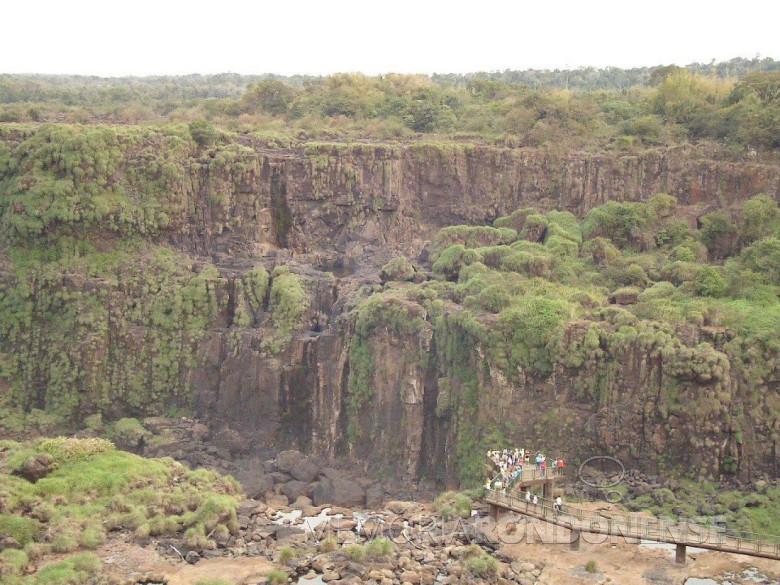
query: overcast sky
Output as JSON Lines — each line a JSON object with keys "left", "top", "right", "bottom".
{"left": 2, "top": 0, "right": 778, "bottom": 77}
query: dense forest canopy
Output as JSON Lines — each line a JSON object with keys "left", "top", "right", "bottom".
{"left": 1, "top": 57, "right": 779, "bottom": 150}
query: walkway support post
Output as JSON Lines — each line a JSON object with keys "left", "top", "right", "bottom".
{"left": 571, "top": 528, "right": 581, "bottom": 551}
{"left": 543, "top": 480, "right": 553, "bottom": 500}
{"left": 675, "top": 543, "right": 686, "bottom": 564}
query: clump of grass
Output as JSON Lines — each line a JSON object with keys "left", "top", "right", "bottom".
{"left": 434, "top": 490, "right": 473, "bottom": 519}
{"left": 50, "top": 533, "right": 79, "bottom": 553}
{"left": 585, "top": 559, "right": 598, "bottom": 573}
{"left": 343, "top": 543, "right": 366, "bottom": 562}
{"left": 464, "top": 550, "right": 498, "bottom": 577}
{"left": 364, "top": 537, "right": 393, "bottom": 559}
{"left": 266, "top": 569, "right": 289, "bottom": 585}
{"left": 34, "top": 552, "right": 102, "bottom": 584}
{"left": 277, "top": 545, "right": 297, "bottom": 564}
{"left": 79, "top": 527, "right": 106, "bottom": 549}
{"left": 0, "top": 548, "right": 28, "bottom": 572}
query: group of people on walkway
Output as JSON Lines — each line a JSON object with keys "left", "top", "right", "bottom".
{"left": 486, "top": 447, "right": 564, "bottom": 491}
{"left": 522, "top": 491, "right": 564, "bottom": 513}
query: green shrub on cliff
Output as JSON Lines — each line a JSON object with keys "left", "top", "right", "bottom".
{"left": 582, "top": 201, "right": 650, "bottom": 249}
{"left": 347, "top": 294, "right": 427, "bottom": 426}
{"left": 343, "top": 198, "right": 780, "bottom": 486}
{"left": 243, "top": 266, "right": 270, "bottom": 311}
{"left": 492, "top": 296, "right": 570, "bottom": 376}
{"left": 107, "top": 418, "right": 149, "bottom": 451}
{"left": 263, "top": 267, "right": 310, "bottom": 354}
{"left": 189, "top": 119, "right": 219, "bottom": 148}
{"left": 0, "top": 125, "right": 192, "bottom": 246}
{"left": 379, "top": 256, "right": 415, "bottom": 282}
{"left": 432, "top": 244, "right": 481, "bottom": 280}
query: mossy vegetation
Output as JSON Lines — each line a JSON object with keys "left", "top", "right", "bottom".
{"left": 623, "top": 480, "right": 780, "bottom": 538}
{"left": 347, "top": 194, "right": 780, "bottom": 489}
{"left": 0, "top": 437, "right": 241, "bottom": 584}
{"left": 433, "top": 491, "right": 473, "bottom": 519}
{"left": 262, "top": 267, "right": 310, "bottom": 354}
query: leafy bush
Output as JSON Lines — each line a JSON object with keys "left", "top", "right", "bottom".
{"left": 582, "top": 201, "right": 649, "bottom": 249}
{"left": 693, "top": 265, "right": 727, "bottom": 297}
{"left": 379, "top": 256, "right": 415, "bottom": 282}
{"left": 433, "top": 245, "right": 481, "bottom": 280}
{"left": 738, "top": 237, "right": 780, "bottom": 284}
{"left": 189, "top": 119, "right": 219, "bottom": 147}
{"left": 108, "top": 418, "right": 148, "bottom": 451}
{"left": 581, "top": 237, "right": 621, "bottom": 266}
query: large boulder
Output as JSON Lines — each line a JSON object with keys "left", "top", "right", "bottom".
{"left": 385, "top": 501, "right": 418, "bottom": 515}
{"left": 213, "top": 426, "right": 249, "bottom": 456}
{"left": 365, "top": 483, "right": 384, "bottom": 508}
{"left": 234, "top": 465, "right": 274, "bottom": 500}
{"left": 276, "top": 450, "right": 304, "bottom": 473}
{"left": 291, "top": 456, "right": 321, "bottom": 483}
{"left": 311, "top": 477, "right": 365, "bottom": 508}
{"left": 13, "top": 454, "right": 56, "bottom": 483}
{"left": 280, "top": 480, "right": 308, "bottom": 501}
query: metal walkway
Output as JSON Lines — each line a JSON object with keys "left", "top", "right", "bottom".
{"left": 485, "top": 488, "right": 780, "bottom": 562}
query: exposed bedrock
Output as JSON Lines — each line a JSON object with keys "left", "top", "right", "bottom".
{"left": 2, "top": 132, "right": 779, "bottom": 487}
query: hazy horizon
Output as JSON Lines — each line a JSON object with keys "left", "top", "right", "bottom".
{"left": 2, "top": 0, "right": 778, "bottom": 78}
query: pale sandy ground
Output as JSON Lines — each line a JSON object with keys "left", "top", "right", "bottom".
{"left": 98, "top": 540, "right": 275, "bottom": 585}
{"left": 501, "top": 502, "right": 779, "bottom": 585}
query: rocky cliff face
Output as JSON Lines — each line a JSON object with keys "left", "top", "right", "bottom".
{"left": 164, "top": 141, "right": 780, "bottom": 265}
{"left": 1, "top": 127, "right": 779, "bottom": 488}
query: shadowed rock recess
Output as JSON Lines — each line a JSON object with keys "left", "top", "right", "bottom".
{"left": 1, "top": 125, "right": 779, "bottom": 490}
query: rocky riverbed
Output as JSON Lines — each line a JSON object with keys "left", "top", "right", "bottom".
{"left": 28, "top": 416, "right": 765, "bottom": 585}
{"left": 98, "top": 494, "right": 779, "bottom": 585}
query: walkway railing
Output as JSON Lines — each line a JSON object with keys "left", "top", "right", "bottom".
{"left": 490, "top": 466, "right": 564, "bottom": 489}
{"left": 485, "top": 489, "right": 780, "bottom": 560}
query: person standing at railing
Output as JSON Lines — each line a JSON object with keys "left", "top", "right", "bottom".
{"left": 533, "top": 494, "right": 539, "bottom": 506}
{"left": 525, "top": 490, "right": 531, "bottom": 504}
{"left": 540, "top": 457, "right": 547, "bottom": 477}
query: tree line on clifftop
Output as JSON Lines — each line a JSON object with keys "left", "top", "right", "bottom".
{"left": 0, "top": 57, "right": 778, "bottom": 150}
